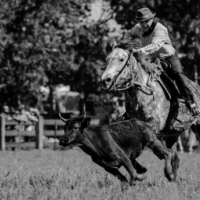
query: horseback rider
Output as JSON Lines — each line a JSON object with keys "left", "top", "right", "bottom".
{"left": 127, "top": 7, "right": 200, "bottom": 116}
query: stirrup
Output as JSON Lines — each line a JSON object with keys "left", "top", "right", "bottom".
{"left": 190, "top": 103, "right": 200, "bottom": 117}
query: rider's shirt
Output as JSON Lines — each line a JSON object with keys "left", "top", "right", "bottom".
{"left": 128, "top": 22, "right": 175, "bottom": 59}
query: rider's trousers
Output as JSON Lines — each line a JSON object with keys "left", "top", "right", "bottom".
{"left": 165, "top": 55, "right": 195, "bottom": 104}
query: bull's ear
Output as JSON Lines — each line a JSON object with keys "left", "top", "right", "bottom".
{"left": 81, "top": 117, "right": 91, "bottom": 132}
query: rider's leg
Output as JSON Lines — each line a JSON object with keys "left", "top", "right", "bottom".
{"left": 165, "top": 54, "right": 200, "bottom": 116}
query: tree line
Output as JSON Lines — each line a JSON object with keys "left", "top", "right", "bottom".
{"left": 0, "top": 0, "right": 199, "bottom": 113}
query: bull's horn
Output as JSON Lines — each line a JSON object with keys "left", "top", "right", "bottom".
{"left": 59, "top": 113, "right": 68, "bottom": 123}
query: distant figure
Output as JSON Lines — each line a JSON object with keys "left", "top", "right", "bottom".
{"left": 79, "top": 92, "right": 85, "bottom": 115}
{"left": 11, "top": 105, "right": 39, "bottom": 122}
{"left": 177, "top": 128, "right": 199, "bottom": 154}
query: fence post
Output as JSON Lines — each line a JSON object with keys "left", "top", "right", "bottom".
{"left": 54, "top": 119, "right": 57, "bottom": 150}
{"left": 0, "top": 114, "right": 6, "bottom": 151}
{"left": 36, "top": 116, "right": 44, "bottom": 150}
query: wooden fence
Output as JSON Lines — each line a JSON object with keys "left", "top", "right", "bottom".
{"left": 0, "top": 114, "right": 106, "bottom": 151}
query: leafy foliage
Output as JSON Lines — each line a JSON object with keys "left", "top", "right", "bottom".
{"left": 0, "top": 0, "right": 199, "bottom": 112}
{"left": 0, "top": 0, "right": 110, "bottom": 110}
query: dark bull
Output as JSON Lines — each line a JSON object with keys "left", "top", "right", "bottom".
{"left": 59, "top": 113, "right": 176, "bottom": 185}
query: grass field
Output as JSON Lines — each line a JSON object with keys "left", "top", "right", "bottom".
{"left": 0, "top": 148, "right": 200, "bottom": 200}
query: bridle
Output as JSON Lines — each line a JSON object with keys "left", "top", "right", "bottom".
{"left": 108, "top": 48, "right": 154, "bottom": 94}
{"left": 109, "top": 49, "right": 133, "bottom": 91}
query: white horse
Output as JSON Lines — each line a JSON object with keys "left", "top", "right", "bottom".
{"left": 101, "top": 37, "right": 200, "bottom": 180}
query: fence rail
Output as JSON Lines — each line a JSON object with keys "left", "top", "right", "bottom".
{"left": 0, "top": 114, "right": 106, "bottom": 151}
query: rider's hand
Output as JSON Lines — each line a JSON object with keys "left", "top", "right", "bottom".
{"left": 132, "top": 48, "right": 140, "bottom": 53}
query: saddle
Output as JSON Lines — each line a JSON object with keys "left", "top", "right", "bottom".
{"left": 155, "top": 59, "right": 182, "bottom": 101}
{"left": 138, "top": 57, "right": 180, "bottom": 100}
{"left": 146, "top": 59, "right": 197, "bottom": 131}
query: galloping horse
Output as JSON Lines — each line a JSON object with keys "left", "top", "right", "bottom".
{"left": 101, "top": 36, "right": 200, "bottom": 180}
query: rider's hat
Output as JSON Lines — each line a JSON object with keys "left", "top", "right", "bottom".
{"left": 135, "top": 7, "right": 156, "bottom": 21}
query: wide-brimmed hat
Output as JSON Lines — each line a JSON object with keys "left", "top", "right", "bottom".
{"left": 135, "top": 7, "right": 156, "bottom": 21}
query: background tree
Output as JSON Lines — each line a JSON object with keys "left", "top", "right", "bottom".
{"left": 0, "top": 0, "right": 111, "bottom": 113}
{"left": 1, "top": 0, "right": 199, "bottom": 115}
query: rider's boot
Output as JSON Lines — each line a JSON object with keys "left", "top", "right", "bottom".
{"left": 174, "top": 73, "right": 200, "bottom": 117}
{"left": 165, "top": 55, "right": 200, "bottom": 117}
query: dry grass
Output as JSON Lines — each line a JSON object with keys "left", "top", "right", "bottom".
{"left": 0, "top": 148, "right": 199, "bottom": 200}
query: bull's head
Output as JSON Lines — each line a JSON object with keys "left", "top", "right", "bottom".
{"left": 59, "top": 112, "right": 91, "bottom": 147}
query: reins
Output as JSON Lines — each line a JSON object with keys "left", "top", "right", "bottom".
{"left": 110, "top": 49, "right": 154, "bottom": 94}
{"left": 109, "top": 49, "right": 132, "bottom": 91}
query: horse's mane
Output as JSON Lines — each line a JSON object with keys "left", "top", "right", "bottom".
{"left": 116, "top": 35, "right": 156, "bottom": 74}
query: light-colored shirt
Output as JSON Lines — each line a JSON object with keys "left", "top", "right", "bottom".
{"left": 128, "top": 22, "right": 175, "bottom": 59}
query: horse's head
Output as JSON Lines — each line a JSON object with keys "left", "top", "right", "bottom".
{"left": 101, "top": 36, "right": 144, "bottom": 91}
{"left": 101, "top": 47, "right": 139, "bottom": 91}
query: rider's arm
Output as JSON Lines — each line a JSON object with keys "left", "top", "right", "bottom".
{"left": 137, "top": 28, "right": 166, "bottom": 54}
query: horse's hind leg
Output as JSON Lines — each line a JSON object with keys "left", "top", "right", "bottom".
{"left": 177, "top": 136, "right": 184, "bottom": 153}
{"left": 186, "top": 127, "right": 198, "bottom": 153}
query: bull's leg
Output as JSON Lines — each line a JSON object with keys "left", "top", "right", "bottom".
{"left": 147, "top": 136, "right": 174, "bottom": 181}
{"left": 91, "top": 157, "right": 128, "bottom": 183}
{"left": 165, "top": 136, "right": 180, "bottom": 181}
{"left": 130, "top": 158, "right": 147, "bottom": 182}
{"left": 97, "top": 146, "right": 146, "bottom": 185}
{"left": 131, "top": 159, "right": 147, "bottom": 174}
{"left": 114, "top": 150, "right": 146, "bottom": 185}
{"left": 101, "top": 167, "right": 128, "bottom": 183}
{"left": 94, "top": 134, "right": 146, "bottom": 185}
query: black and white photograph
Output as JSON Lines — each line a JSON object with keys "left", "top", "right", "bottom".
{"left": 0, "top": 0, "right": 200, "bottom": 199}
